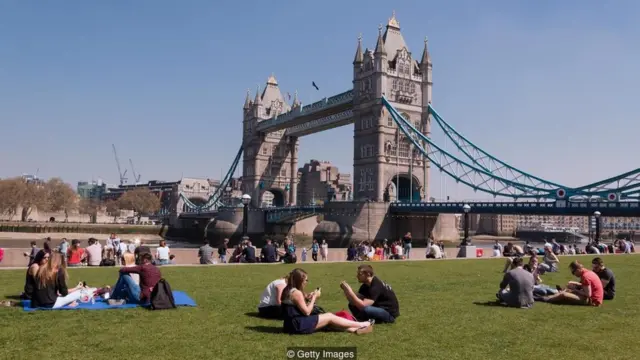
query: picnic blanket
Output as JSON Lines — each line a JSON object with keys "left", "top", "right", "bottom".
{"left": 22, "top": 291, "right": 196, "bottom": 311}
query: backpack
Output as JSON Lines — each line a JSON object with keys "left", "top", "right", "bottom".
{"left": 150, "top": 278, "right": 176, "bottom": 310}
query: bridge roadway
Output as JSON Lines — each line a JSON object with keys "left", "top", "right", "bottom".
{"left": 179, "top": 200, "right": 640, "bottom": 222}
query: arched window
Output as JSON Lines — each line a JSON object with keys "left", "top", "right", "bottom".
{"left": 392, "top": 79, "right": 398, "bottom": 91}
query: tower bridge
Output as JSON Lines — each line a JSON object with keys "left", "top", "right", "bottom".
{"left": 174, "top": 12, "right": 640, "bottom": 244}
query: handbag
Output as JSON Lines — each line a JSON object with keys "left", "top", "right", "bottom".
{"left": 334, "top": 310, "right": 356, "bottom": 321}
{"left": 310, "top": 304, "right": 325, "bottom": 315}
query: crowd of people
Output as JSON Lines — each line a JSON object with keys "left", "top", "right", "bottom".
{"left": 256, "top": 264, "right": 399, "bottom": 335}
{"left": 198, "top": 237, "right": 331, "bottom": 265}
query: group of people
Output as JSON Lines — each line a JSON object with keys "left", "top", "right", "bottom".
{"left": 256, "top": 264, "right": 399, "bottom": 335}
{"left": 198, "top": 237, "right": 330, "bottom": 265}
{"left": 343, "top": 233, "right": 445, "bottom": 261}
{"left": 497, "top": 255, "right": 615, "bottom": 308}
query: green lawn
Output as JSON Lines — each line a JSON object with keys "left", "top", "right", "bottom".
{"left": 1, "top": 256, "right": 638, "bottom": 360}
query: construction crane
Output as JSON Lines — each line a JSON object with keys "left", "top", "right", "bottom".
{"left": 129, "top": 158, "right": 141, "bottom": 184}
{"left": 112, "top": 144, "right": 128, "bottom": 186}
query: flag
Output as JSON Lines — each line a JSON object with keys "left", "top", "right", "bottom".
{"left": 286, "top": 92, "right": 291, "bottom": 100}
{"left": 312, "top": 81, "right": 319, "bottom": 91}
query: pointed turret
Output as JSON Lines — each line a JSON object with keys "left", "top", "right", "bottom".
{"left": 253, "top": 85, "right": 262, "bottom": 105}
{"left": 243, "top": 89, "right": 252, "bottom": 110}
{"left": 374, "top": 24, "right": 386, "bottom": 56}
{"left": 353, "top": 34, "right": 363, "bottom": 65}
{"left": 292, "top": 90, "right": 301, "bottom": 108}
{"left": 420, "top": 36, "right": 431, "bottom": 66}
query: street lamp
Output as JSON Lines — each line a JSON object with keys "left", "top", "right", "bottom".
{"left": 461, "top": 204, "right": 471, "bottom": 246}
{"left": 594, "top": 211, "right": 601, "bottom": 243}
{"left": 241, "top": 194, "right": 251, "bottom": 238}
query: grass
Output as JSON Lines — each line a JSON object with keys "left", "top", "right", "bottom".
{"left": 1, "top": 256, "right": 639, "bottom": 360}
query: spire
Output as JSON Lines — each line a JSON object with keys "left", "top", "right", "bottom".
{"left": 243, "top": 88, "right": 251, "bottom": 109}
{"left": 253, "top": 85, "right": 262, "bottom": 105}
{"left": 267, "top": 73, "right": 278, "bottom": 86}
{"left": 387, "top": 10, "right": 400, "bottom": 29}
{"left": 292, "top": 90, "right": 301, "bottom": 107}
{"left": 374, "top": 24, "right": 386, "bottom": 55}
{"left": 420, "top": 36, "right": 431, "bottom": 66}
{"left": 353, "top": 34, "right": 363, "bottom": 64}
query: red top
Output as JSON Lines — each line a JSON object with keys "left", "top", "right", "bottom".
{"left": 120, "top": 264, "right": 162, "bottom": 302}
{"left": 581, "top": 269, "right": 604, "bottom": 306}
{"left": 67, "top": 248, "right": 85, "bottom": 265}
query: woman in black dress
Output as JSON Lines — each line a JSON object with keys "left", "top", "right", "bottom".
{"left": 22, "top": 251, "right": 49, "bottom": 299}
{"left": 281, "top": 268, "right": 374, "bottom": 335}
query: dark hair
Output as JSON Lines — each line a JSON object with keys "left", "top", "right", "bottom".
{"left": 357, "top": 264, "right": 374, "bottom": 277}
{"left": 592, "top": 257, "right": 604, "bottom": 266}
{"left": 169, "top": 254, "right": 175, "bottom": 260}
{"left": 43, "top": 240, "right": 51, "bottom": 253}
{"left": 141, "top": 253, "right": 153, "bottom": 263}
{"left": 30, "top": 241, "right": 37, "bottom": 246}
{"left": 523, "top": 264, "right": 532, "bottom": 273}
{"left": 512, "top": 257, "right": 524, "bottom": 267}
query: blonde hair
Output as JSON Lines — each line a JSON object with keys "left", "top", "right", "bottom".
{"left": 37, "top": 252, "right": 66, "bottom": 288}
{"left": 122, "top": 252, "right": 136, "bottom": 266}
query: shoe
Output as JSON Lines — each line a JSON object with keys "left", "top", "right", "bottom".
{"left": 107, "top": 299, "right": 125, "bottom": 306}
{"left": 355, "top": 323, "right": 374, "bottom": 335}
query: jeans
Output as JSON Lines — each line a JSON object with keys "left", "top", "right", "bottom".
{"left": 348, "top": 304, "right": 395, "bottom": 323}
{"left": 538, "top": 263, "right": 557, "bottom": 274}
{"left": 157, "top": 259, "right": 169, "bottom": 265}
{"left": 533, "top": 285, "right": 558, "bottom": 296}
{"left": 403, "top": 244, "right": 412, "bottom": 259}
{"left": 219, "top": 255, "right": 226, "bottom": 263}
{"left": 111, "top": 274, "right": 142, "bottom": 304}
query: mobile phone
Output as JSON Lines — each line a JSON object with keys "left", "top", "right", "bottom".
{"left": 82, "top": 281, "right": 87, "bottom": 287}
{"left": 316, "top": 287, "right": 321, "bottom": 291}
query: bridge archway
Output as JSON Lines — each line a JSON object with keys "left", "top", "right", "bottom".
{"left": 182, "top": 196, "right": 208, "bottom": 212}
{"left": 261, "top": 189, "right": 286, "bottom": 207}
{"left": 389, "top": 174, "right": 421, "bottom": 203}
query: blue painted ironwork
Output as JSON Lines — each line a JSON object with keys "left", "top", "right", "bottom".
{"left": 180, "top": 145, "right": 243, "bottom": 212}
{"left": 265, "top": 205, "right": 323, "bottom": 223}
{"left": 390, "top": 201, "right": 640, "bottom": 217}
{"left": 255, "top": 90, "right": 353, "bottom": 133}
{"left": 286, "top": 109, "right": 353, "bottom": 137}
{"left": 430, "top": 105, "right": 640, "bottom": 200}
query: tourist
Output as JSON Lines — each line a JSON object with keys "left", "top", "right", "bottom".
{"left": 301, "top": 247, "right": 308, "bottom": 262}
{"left": 281, "top": 238, "right": 297, "bottom": 264}
{"left": 100, "top": 247, "right": 116, "bottom": 266}
{"left": 198, "top": 240, "right": 215, "bottom": 265}
{"left": 320, "top": 239, "right": 328, "bottom": 261}
{"left": 23, "top": 241, "right": 39, "bottom": 267}
{"left": 257, "top": 276, "right": 287, "bottom": 319}
{"left": 492, "top": 240, "right": 503, "bottom": 257}
{"left": 134, "top": 240, "right": 151, "bottom": 265}
{"left": 117, "top": 239, "right": 128, "bottom": 264}
{"left": 281, "top": 268, "right": 374, "bottom": 334}
{"left": 261, "top": 239, "right": 277, "bottom": 263}
{"left": 218, "top": 238, "right": 229, "bottom": 263}
{"left": 347, "top": 244, "right": 357, "bottom": 261}
{"left": 111, "top": 253, "right": 161, "bottom": 304}
{"left": 58, "top": 238, "right": 69, "bottom": 264}
{"left": 41, "top": 239, "right": 52, "bottom": 255}
{"left": 241, "top": 240, "right": 257, "bottom": 263}
{"left": 85, "top": 238, "right": 102, "bottom": 267}
{"left": 567, "top": 245, "right": 576, "bottom": 255}
{"left": 426, "top": 241, "right": 442, "bottom": 259}
{"left": 311, "top": 239, "right": 319, "bottom": 262}
{"left": 496, "top": 257, "right": 534, "bottom": 308}
{"left": 66, "top": 240, "right": 85, "bottom": 267}
{"left": 382, "top": 239, "right": 390, "bottom": 259}
{"left": 537, "top": 247, "right": 560, "bottom": 274}
{"left": 31, "top": 252, "right": 96, "bottom": 309}
{"left": 22, "top": 251, "right": 49, "bottom": 299}
{"left": 341, "top": 264, "right": 399, "bottom": 323}
{"left": 591, "top": 257, "right": 615, "bottom": 300}
{"left": 155, "top": 240, "right": 171, "bottom": 265}
{"left": 402, "top": 232, "right": 412, "bottom": 259}
{"left": 523, "top": 264, "right": 557, "bottom": 298}
{"left": 542, "top": 261, "right": 604, "bottom": 306}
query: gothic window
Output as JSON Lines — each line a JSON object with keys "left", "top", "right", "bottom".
{"left": 365, "top": 62, "right": 373, "bottom": 71}
{"left": 361, "top": 117, "right": 373, "bottom": 130}
{"left": 359, "top": 169, "right": 366, "bottom": 192}
{"left": 365, "top": 78, "right": 372, "bottom": 91}
{"left": 389, "top": 141, "right": 397, "bottom": 156}
{"left": 367, "top": 169, "right": 374, "bottom": 191}
{"left": 410, "top": 82, "right": 416, "bottom": 94}
{"left": 262, "top": 145, "right": 268, "bottom": 155}
{"left": 392, "top": 79, "right": 398, "bottom": 91}
{"left": 360, "top": 144, "right": 375, "bottom": 158}
{"left": 401, "top": 112, "right": 410, "bottom": 121}
{"left": 399, "top": 140, "right": 410, "bottom": 158}
{"left": 271, "top": 146, "right": 277, "bottom": 156}
{"left": 387, "top": 116, "right": 393, "bottom": 127}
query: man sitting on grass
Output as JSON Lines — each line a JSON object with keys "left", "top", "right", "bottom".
{"left": 542, "top": 261, "right": 603, "bottom": 307}
{"left": 257, "top": 276, "right": 287, "bottom": 319}
{"left": 110, "top": 253, "right": 161, "bottom": 305}
{"left": 340, "top": 264, "right": 399, "bottom": 323}
{"left": 496, "top": 256, "right": 534, "bottom": 308}
{"left": 591, "top": 257, "right": 615, "bottom": 300}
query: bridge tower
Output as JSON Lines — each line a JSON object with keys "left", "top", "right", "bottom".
{"left": 352, "top": 12, "right": 432, "bottom": 202}
{"left": 242, "top": 75, "right": 299, "bottom": 207}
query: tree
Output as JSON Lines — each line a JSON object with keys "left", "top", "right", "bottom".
{"left": 79, "top": 198, "right": 102, "bottom": 224}
{"left": 105, "top": 200, "right": 121, "bottom": 223}
{"left": 117, "top": 188, "right": 161, "bottom": 223}
{"left": 0, "top": 178, "right": 22, "bottom": 219}
{"left": 43, "top": 178, "right": 78, "bottom": 221}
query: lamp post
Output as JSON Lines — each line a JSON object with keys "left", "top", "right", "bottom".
{"left": 594, "top": 211, "right": 601, "bottom": 243}
{"left": 241, "top": 194, "right": 251, "bottom": 238}
{"left": 461, "top": 204, "right": 471, "bottom": 246}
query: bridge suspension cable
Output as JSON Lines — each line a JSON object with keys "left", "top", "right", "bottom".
{"left": 180, "top": 145, "right": 244, "bottom": 212}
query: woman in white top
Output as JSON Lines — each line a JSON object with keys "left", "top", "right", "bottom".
{"left": 257, "top": 276, "right": 287, "bottom": 319}
{"left": 156, "top": 241, "right": 171, "bottom": 265}
{"left": 320, "top": 240, "right": 329, "bottom": 261}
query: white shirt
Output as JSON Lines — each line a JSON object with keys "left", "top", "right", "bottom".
{"left": 259, "top": 279, "right": 286, "bottom": 308}
{"left": 118, "top": 242, "right": 128, "bottom": 254}
{"left": 428, "top": 244, "right": 442, "bottom": 258}
{"left": 156, "top": 246, "right": 170, "bottom": 260}
{"left": 395, "top": 244, "right": 403, "bottom": 256}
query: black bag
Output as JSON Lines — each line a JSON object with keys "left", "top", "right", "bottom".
{"left": 310, "top": 304, "right": 325, "bottom": 315}
{"left": 100, "top": 259, "right": 116, "bottom": 267}
{"left": 150, "top": 278, "right": 176, "bottom": 310}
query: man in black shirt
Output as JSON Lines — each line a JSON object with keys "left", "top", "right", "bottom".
{"left": 340, "top": 264, "right": 399, "bottom": 323}
{"left": 592, "top": 257, "right": 615, "bottom": 300}
{"left": 261, "top": 239, "right": 277, "bottom": 263}
{"left": 242, "top": 241, "right": 256, "bottom": 263}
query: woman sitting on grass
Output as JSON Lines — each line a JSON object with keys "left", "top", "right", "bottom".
{"left": 22, "top": 251, "right": 49, "bottom": 299}
{"left": 537, "top": 247, "right": 560, "bottom": 274}
{"left": 280, "top": 268, "right": 374, "bottom": 335}
{"left": 31, "top": 252, "right": 96, "bottom": 309}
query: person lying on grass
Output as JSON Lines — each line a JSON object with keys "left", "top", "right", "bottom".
{"left": 31, "top": 252, "right": 97, "bottom": 309}
{"left": 280, "top": 268, "right": 374, "bottom": 335}
{"left": 542, "top": 261, "right": 603, "bottom": 306}
{"left": 340, "top": 264, "right": 400, "bottom": 323}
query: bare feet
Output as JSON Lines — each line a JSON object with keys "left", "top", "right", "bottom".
{"left": 67, "top": 301, "right": 79, "bottom": 308}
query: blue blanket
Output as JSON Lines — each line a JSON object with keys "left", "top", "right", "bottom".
{"left": 22, "top": 291, "right": 196, "bottom": 311}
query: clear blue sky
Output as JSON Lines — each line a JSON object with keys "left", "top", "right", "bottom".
{"left": 1, "top": 0, "right": 639, "bottom": 201}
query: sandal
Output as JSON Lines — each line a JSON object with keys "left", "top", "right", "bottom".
{"left": 355, "top": 319, "right": 375, "bottom": 335}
